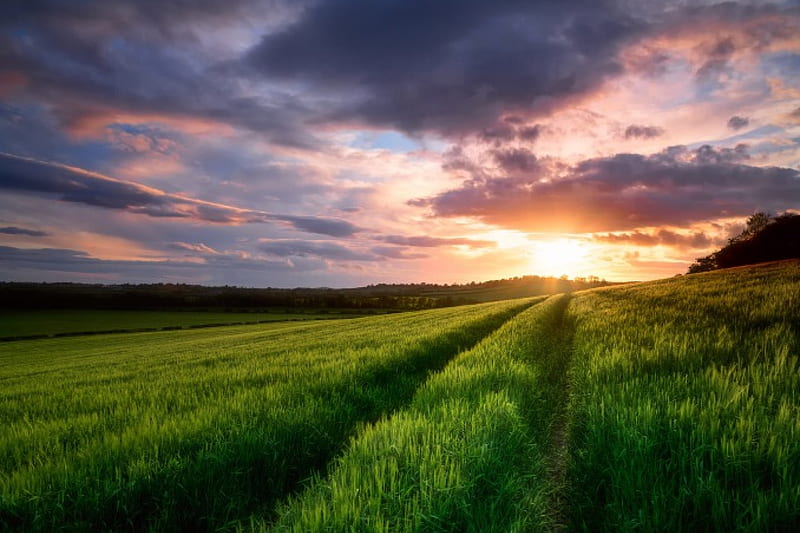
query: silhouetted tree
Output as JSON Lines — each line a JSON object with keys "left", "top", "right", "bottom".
{"left": 688, "top": 212, "right": 800, "bottom": 273}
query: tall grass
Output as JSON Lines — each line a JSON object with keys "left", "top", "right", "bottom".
{"left": 0, "top": 299, "right": 530, "bottom": 531}
{"left": 565, "top": 261, "right": 800, "bottom": 531}
{"left": 266, "top": 294, "right": 573, "bottom": 532}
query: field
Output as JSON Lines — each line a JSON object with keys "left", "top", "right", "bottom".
{"left": 1, "top": 261, "right": 798, "bottom": 531}
{"left": 0, "top": 309, "right": 373, "bottom": 340}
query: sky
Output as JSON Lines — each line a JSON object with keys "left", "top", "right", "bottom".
{"left": 1, "top": 0, "right": 799, "bottom": 287}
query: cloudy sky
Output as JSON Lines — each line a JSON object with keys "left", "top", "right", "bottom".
{"left": 1, "top": 0, "right": 799, "bottom": 286}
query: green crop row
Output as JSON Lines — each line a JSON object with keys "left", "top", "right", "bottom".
{"left": 565, "top": 262, "right": 800, "bottom": 531}
{"left": 0, "top": 299, "right": 531, "bottom": 531}
{"left": 262, "top": 294, "right": 571, "bottom": 532}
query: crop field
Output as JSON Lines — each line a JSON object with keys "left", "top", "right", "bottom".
{"left": 1, "top": 260, "right": 798, "bottom": 531}
{"left": 0, "top": 299, "right": 532, "bottom": 530}
{"left": 0, "top": 309, "right": 370, "bottom": 340}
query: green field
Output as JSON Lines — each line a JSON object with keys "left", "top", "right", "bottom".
{"left": 1, "top": 261, "right": 798, "bottom": 531}
{"left": 0, "top": 310, "right": 372, "bottom": 340}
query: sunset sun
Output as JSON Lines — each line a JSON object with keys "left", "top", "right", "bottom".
{"left": 532, "top": 238, "right": 590, "bottom": 277}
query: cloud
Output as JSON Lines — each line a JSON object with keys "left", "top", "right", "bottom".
{"left": 0, "top": 226, "right": 49, "bottom": 237}
{"left": 278, "top": 216, "right": 360, "bottom": 238}
{"left": 594, "top": 229, "right": 717, "bottom": 249}
{"left": 370, "top": 246, "right": 428, "bottom": 260}
{"left": 624, "top": 124, "right": 664, "bottom": 139}
{"left": 105, "top": 125, "right": 180, "bottom": 154}
{"left": 727, "top": 116, "right": 750, "bottom": 130}
{"left": 258, "top": 239, "right": 375, "bottom": 261}
{"left": 379, "top": 235, "right": 495, "bottom": 248}
{"left": 247, "top": 0, "right": 646, "bottom": 135}
{"left": 0, "top": 1, "right": 320, "bottom": 148}
{"left": 0, "top": 244, "right": 329, "bottom": 285}
{"left": 168, "top": 242, "right": 220, "bottom": 254}
{"left": 492, "top": 148, "right": 540, "bottom": 174}
{"left": 0, "top": 152, "right": 359, "bottom": 237}
{"left": 413, "top": 144, "right": 800, "bottom": 233}
{"left": 257, "top": 239, "right": 431, "bottom": 262}
{"left": 695, "top": 37, "right": 737, "bottom": 81}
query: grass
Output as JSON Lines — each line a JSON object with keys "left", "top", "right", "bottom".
{"left": 565, "top": 261, "right": 800, "bottom": 531}
{"left": 264, "top": 294, "right": 573, "bottom": 532}
{"left": 0, "top": 299, "right": 531, "bottom": 531}
{"left": 0, "top": 309, "right": 371, "bottom": 340}
{"left": 2, "top": 260, "right": 798, "bottom": 531}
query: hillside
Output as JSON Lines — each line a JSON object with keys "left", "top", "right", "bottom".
{"left": 1, "top": 261, "right": 797, "bottom": 531}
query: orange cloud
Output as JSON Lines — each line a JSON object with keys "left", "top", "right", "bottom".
{"left": 64, "top": 109, "right": 234, "bottom": 140}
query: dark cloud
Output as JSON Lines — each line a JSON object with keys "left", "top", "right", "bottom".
{"left": 247, "top": 0, "right": 645, "bottom": 135}
{"left": 727, "top": 115, "right": 750, "bottom": 130}
{"left": 0, "top": 226, "right": 49, "bottom": 237}
{"left": 0, "top": 153, "right": 359, "bottom": 237}
{"left": 480, "top": 118, "right": 541, "bottom": 143}
{"left": 492, "top": 148, "right": 540, "bottom": 174}
{"left": 259, "top": 240, "right": 375, "bottom": 261}
{"left": 594, "top": 229, "right": 717, "bottom": 249}
{"left": 0, "top": 1, "right": 318, "bottom": 148}
{"left": 696, "top": 37, "right": 737, "bottom": 81}
{"left": 624, "top": 124, "right": 664, "bottom": 139}
{"left": 518, "top": 125, "right": 542, "bottom": 141}
{"left": 414, "top": 144, "right": 800, "bottom": 233}
{"left": 0, "top": 1, "right": 285, "bottom": 31}
{"left": 379, "top": 235, "right": 495, "bottom": 248}
{"left": 278, "top": 216, "right": 361, "bottom": 238}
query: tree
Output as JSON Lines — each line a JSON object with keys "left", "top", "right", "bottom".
{"left": 688, "top": 211, "right": 800, "bottom": 274}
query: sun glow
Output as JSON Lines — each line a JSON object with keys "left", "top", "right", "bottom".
{"left": 531, "top": 238, "right": 590, "bottom": 277}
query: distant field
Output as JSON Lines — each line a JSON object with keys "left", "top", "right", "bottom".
{"left": 0, "top": 309, "right": 372, "bottom": 339}
{"left": 1, "top": 260, "right": 798, "bottom": 531}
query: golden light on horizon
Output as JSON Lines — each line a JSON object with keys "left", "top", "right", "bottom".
{"left": 531, "top": 238, "right": 590, "bottom": 278}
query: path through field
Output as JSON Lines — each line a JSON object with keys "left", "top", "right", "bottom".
{"left": 541, "top": 297, "right": 575, "bottom": 533}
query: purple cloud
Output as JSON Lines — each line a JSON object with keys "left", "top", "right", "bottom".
{"left": 624, "top": 125, "right": 664, "bottom": 139}
{"left": 594, "top": 229, "right": 719, "bottom": 249}
{"left": 727, "top": 116, "right": 750, "bottom": 130}
{"left": 414, "top": 144, "right": 800, "bottom": 233}
{"left": 0, "top": 226, "right": 50, "bottom": 237}
{"left": 0, "top": 152, "right": 360, "bottom": 237}
{"left": 247, "top": 0, "right": 646, "bottom": 135}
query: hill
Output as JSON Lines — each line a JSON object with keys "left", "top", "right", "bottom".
{"left": 1, "top": 261, "right": 797, "bottom": 531}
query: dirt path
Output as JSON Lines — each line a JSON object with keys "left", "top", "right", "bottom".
{"left": 543, "top": 297, "right": 576, "bottom": 532}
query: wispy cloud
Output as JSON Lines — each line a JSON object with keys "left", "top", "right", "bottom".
{"left": 378, "top": 235, "right": 495, "bottom": 248}
{"left": 593, "top": 229, "right": 720, "bottom": 249}
{"left": 0, "top": 226, "right": 49, "bottom": 237}
{"left": 0, "top": 153, "right": 360, "bottom": 237}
